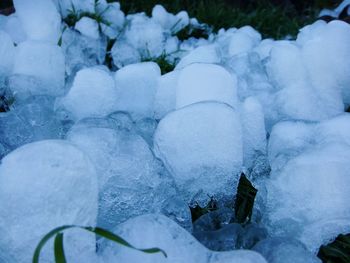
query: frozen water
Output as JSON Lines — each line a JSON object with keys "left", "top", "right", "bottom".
{"left": 111, "top": 41, "right": 141, "bottom": 68}
{"left": 13, "top": 0, "right": 61, "bottom": 44}
{"left": 61, "top": 28, "right": 107, "bottom": 76}
{"left": 152, "top": 5, "right": 189, "bottom": 33}
{"left": 59, "top": 67, "right": 118, "bottom": 120}
{"left": 10, "top": 41, "right": 65, "bottom": 97}
{"left": 55, "top": 0, "right": 95, "bottom": 18}
{"left": 75, "top": 17, "right": 100, "bottom": 40}
{"left": 154, "top": 101, "right": 243, "bottom": 205}
{"left": 66, "top": 119, "right": 190, "bottom": 230}
{"left": 266, "top": 142, "right": 350, "bottom": 252}
{"left": 194, "top": 224, "right": 243, "bottom": 251}
{"left": 99, "top": 214, "right": 267, "bottom": 263}
{"left": 154, "top": 70, "right": 179, "bottom": 119}
{"left": 2, "top": 14, "right": 27, "bottom": 44}
{"left": 114, "top": 62, "right": 161, "bottom": 119}
{"left": 0, "top": 31, "right": 15, "bottom": 76}
{"left": 175, "top": 45, "right": 221, "bottom": 70}
{"left": 228, "top": 28, "right": 260, "bottom": 57}
{"left": 240, "top": 97, "right": 267, "bottom": 169}
{"left": 176, "top": 63, "right": 239, "bottom": 109}
{"left": 0, "top": 140, "right": 98, "bottom": 263}
{"left": 193, "top": 208, "right": 234, "bottom": 232}
{"left": 253, "top": 238, "right": 321, "bottom": 263}
{"left": 123, "top": 14, "right": 165, "bottom": 59}
{"left": 98, "top": 2, "right": 125, "bottom": 39}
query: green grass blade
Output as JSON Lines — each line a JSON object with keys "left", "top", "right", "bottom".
{"left": 54, "top": 233, "right": 67, "bottom": 263}
{"left": 33, "top": 225, "right": 74, "bottom": 263}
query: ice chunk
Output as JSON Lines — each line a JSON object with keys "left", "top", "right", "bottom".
{"left": 194, "top": 224, "right": 243, "bottom": 251}
{"left": 253, "top": 238, "right": 321, "bottom": 263}
{"left": 229, "top": 31, "right": 258, "bottom": 57}
{"left": 99, "top": 3, "right": 125, "bottom": 39}
{"left": 240, "top": 97, "right": 267, "bottom": 169}
{"left": 154, "top": 70, "right": 179, "bottom": 119}
{"left": 99, "top": 214, "right": 267, "bottom": 263}
{"left": 300, "top": 21, "right": 350, "bottom": 106}
{"left": 66, "top": 119, "right": 190, "bottom": 230}
{"left": 59, "top": 67, "right": 118, "bottom": 120}
{"left": 154, "top": 102, "right": 243, "bottom": 205}
{"left": 175, "top": 45, "right": 221, "bottom": 70}
{"left": 176, "top": 63, "right": 238, "bottom": 109}
{"left": 10, "top": 41, "right": 65, "bottom": 97}
{"left": 61, "top": 28, "right": 107, "bottom": 75}
{"left": 13, "top": 0, "right": 61, "bottom": 44}
{"left": 2, "top": 14, "right": 27, "bottom": 44}
{"left": 152, "top": 5, "right": 189, "bottom": 33}
{"left": 0, "top": 140, "right": 98, "bottom": 263}
{"left": 114, "top": 62, "right": 161, "bottom": 119}
{"left": 111, "top": 41, "right": 141, "bottom": 68}
{"left": 75, "top": 17, "right": 100, "bottom": 40}
{"left": 266, "top": 143, "right": 350, "bottom": 252}
{"left": 124, "top": 14, "right": 165, "bottom": 58}
{"left": 0, "top": 31, "right": 15, "bottom": 76}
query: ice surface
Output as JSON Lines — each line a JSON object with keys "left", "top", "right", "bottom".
{"left": 99, "top": 3, "right": 125, "bottom": 39}
{"left": 228, "top": 29, "right": 260, "bottom": 56}
{"left": 13, "top": 0, "right": 61, "bottom": 44}
{"left": 0, "top": 96, "right": 62, "bottom": 155}
{"left": 124, "top": 14, "right": 165, "bottom": 59}
{"left": 253, "top": 238, "right": 321, "bottom": 263}
{"left": 61, "top": 28, "right": 107, "bottom": 75}
{"left": 154, "top": 70, "right": 179, "bottom": 119}
{"left": 266, "top": 117, "right": 350, "bottom": 251}
{"left": 176, "top": 63, "right": 239, "bottom": 109}
{"left": 114, "top": 62, "right": 161, "bottom": 119}
{"left": 152, "top": 5, "right": 189, "bottom": 33}
{"left": 99, "top": 214, "right": 267, "bottom": 263}
{"left": 75, "top": 17, "right": 100, "bottom": 40}
{"left": 0, "top": 31, "right": 15, "bottom": 76}
{"left": 1, "top": 14, "right": 27, "bottom": 44}
{"left": 111, "top": 41, "right": 141, "bottom": 68}
{"left": 59, "top": 67, "right": 118, "bottom": 120}
{"left": 10, "top": 41, "right": 65, "bottom": 97}
{"left": 175, "top": 45, "right": 221, "bottom": 70}
{"left": 55, "top": 0, "right": 95, "bottom": 18}
{"left": 66, "top": 119, "right": 191, "bottom": 230}
{"left": 240, "top": 97, "right": 267, "bottom": 169}
{"left": 0, "top": 140, "right": 98, "bottom": 263}
{"left": 154, "top": 101, "right": 243, "bottom": 205}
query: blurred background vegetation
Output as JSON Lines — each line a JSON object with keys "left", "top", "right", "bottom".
{"left": 1, "top": 0, "right": 343, "bottom": 38}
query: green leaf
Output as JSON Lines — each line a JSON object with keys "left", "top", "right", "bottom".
{"left": 33, "top": 225, "right": 167, "bottom": 263}
{"left": 54, "top": 233, "right": 67, "bottom": 263}
{"left": 234, "top": 173, "right": 258, "bottom": 224}
{"left": 318, "top": 233, "right": 350, "bottom": 263}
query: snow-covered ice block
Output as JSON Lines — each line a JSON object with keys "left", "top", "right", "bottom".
{"left": 124, "top": 14, "right": 165, "bottom": 58}
{"left": 61, "top": 28, "right": 107, "bottom": 75}
{"left": 99, "top": 214, "right": 267, "bottom": 263}
{"left": 59, "top": 67, "right": 118, "bottom": 120}
{"left": 114, "top": 62, "right": 161, "bottom": 119}
{"left": 241, "top": 97, "right": 267, "bottom": 169}
{"left": 300, "top": 20, "right": 350, "bottom": 106}
{"left": 99, "top": 3, "right": 125, "bottom": 39}
{"left": 154, "top": 102, "right": 243, "bottom": 205}
{"left": 0, "top": 31, "right": 15, "bottom": 76}
{"left": 176, "top": 63, "right": 238, "bottom": 109}
{"left": 266, "top": 143, "right": 350, "bottom": 252}
{"left": 154, "top": 70, "right": 179, "bottom": 119}
{"left": 111, "top": 41, "right": 141, "bottom": 68}
{"left": 253, "top": 238, "right": 321, "bottom": 263}
{"left": 13, "top": 0, "right": 61, "bottom": 44}
{"left": 66, "top": 119, "right": 190, "bottom": 230}
{"left": 10, "top": 41, "right": 65, "bottom": 97}
{"left": 228, "top": 31, "right": 258, "bottom": 57}
{"left": 1, "top": 14, "right": 27, "bottom": 44}
{"left": 75, "top": 17, "right": 100, "bottom": 40}
{"left": 0, "top": 140, "right": 98, "bottom": 263}
{"left": 152, "top": 5, "right": 189, "bottom": 33}
{"left": 175, "top": 45, "right": 221, "bottom": 70}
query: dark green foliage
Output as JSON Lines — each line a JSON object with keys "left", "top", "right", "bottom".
{"left": 318, "top": 233, "right": 350, "bottom": 263}
{"left": 234, "top": 173, "right": 257, "bottom": 224}
{"left": 116, "top": 0, "right": 340, "bottom": 39}
{"left": 190, "top": 197, "right": 218, "bottom": 222}
{"left": 33, "top": 225, "right": 167, "bottom": 263}
{"left": 175, "top": 24, "right": 211, "bottom": 41}
{"left": 0, "top": 94, "right": 14, "bottom": 113}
